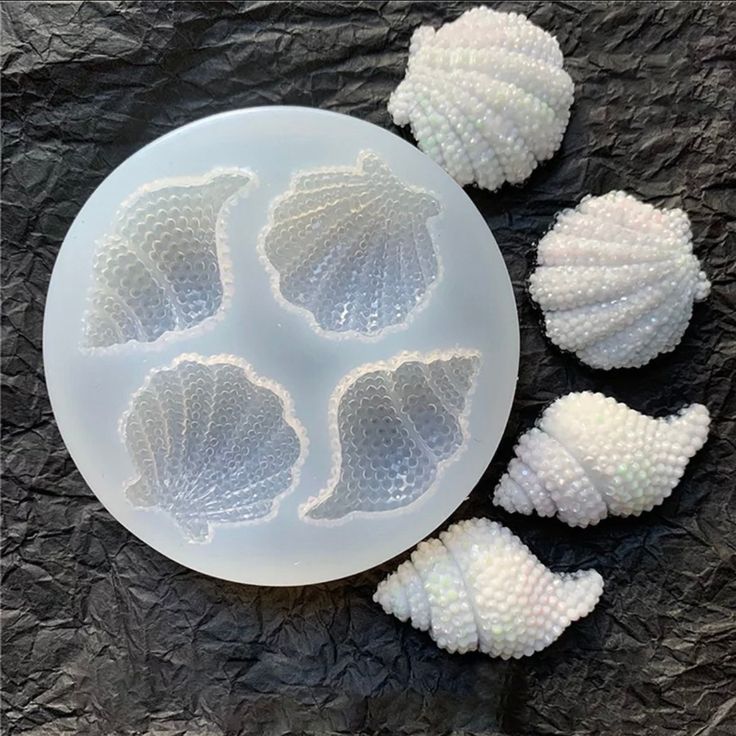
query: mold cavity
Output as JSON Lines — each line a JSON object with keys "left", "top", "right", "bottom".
{"left": 82, "top": 169, "right": 255, "bottom": 349}
{"left": 259, "top": 151, "right": 442, "bottom": 339}
{"left": 121, "top": 354, "right": 306, "bottom": 543}
{"left": 301, "top": 350, "right": 480, "bottom": 523}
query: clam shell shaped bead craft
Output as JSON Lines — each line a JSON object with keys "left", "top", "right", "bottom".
{"left": 121, "top": 354, "right": 307, "bottom": 543}
{"left": 259, "top": 151, "right": 441, "bottom": 338}
{"left": 300, "top": 350, "right": 480, "bottom": 523}
{"left": 388, "top": 6, "right": 574, "bottom": 191}
{"left": 82, "top": 169, "right": 255, "bottom": 349}
{"left": 493, "top": 392, "right": 710, "bottom": 527}
{"left": 375, "top": 518, "right": 604, "bottom": 659}
{"left": 529, "top": 191, "right": 711, "bottom": 369}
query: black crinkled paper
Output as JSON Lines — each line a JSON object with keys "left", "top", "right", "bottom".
{"left": 2, "top": 2, "right": 735, "bottom": 735}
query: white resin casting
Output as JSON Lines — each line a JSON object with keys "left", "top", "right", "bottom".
{"left": 121, "top": 354, "right": 306, "bottom": 543}
{"left": 529, "top": 191, "right": 711, "bottom": 369}
{"left": 493, "top": 392, "right": 710, "bottom": 527}
{"left": 82, "top": 169, "right": 255, "bottom": 349}
{"left": 375, "top": 518, "right": 603, "bottom": 658}
{"left": 301, "top": 350, "right": 480, "bottom": 522}
{"left": 388, "top": 6, "right": 574, "bottom": 191}
{"left": 259, "top": 151, "right": 441, "bottom": 338}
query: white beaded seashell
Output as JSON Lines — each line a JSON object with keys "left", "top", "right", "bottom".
{"left": 493, "top": 392, "right": 710, "bottom": 527}
{"left": 259, "top": 151, "right": 441, "bottom": 338}
{"left": 300, "top": 350, "right": 480, "bottom": 523}
{"left": 375, "top": 518, "right": 603, "bottom": 659}
{"left": 83, "top": 169, "right": 255, "bottom": 349}
{"left": 388, "top": 6, "right": 574, "bottom": 191}
{"left": 529, "top": 191, "right": 711, "bottom": 369}
{"left": 121, "top": 354, "right": 307, "bottom": 543}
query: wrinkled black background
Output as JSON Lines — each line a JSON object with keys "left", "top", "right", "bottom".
{"left": 2, "top": 2, "right": 735, "bottom": 735}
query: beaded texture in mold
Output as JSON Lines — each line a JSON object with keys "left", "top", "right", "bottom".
{"left": 258, "top": 151, "right": 442, "bottom": 338}
{"left": 529, "top": 191, "right": 711, "bottom": 369}
{"left": 374, "top": 518, "right": 603, "bottom": 659}
{"left": 388, "top": 6, "right": 574, "bottom": 191}
{"left": 82, "top": 169, "right": 255, "bottom": 349}
{"left": 300, "top": 350, "right": 480, "bottom": 523}
{"left": 121, "top": 354, "right": 307, "bottom": 543}
{"left": 493, "top": 392, "right": 710, "bottom": 527}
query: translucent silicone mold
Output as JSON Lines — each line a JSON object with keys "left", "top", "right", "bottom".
{"left": 82, "top": 169, "right": 255, "bottom": 349}
{"left": 301, "top": 350, "right": 480, "bottom": 523}
{"left": 259, "top": 151, "right": 441, "bottom": 338}
{"left": 121, "top": 354, "right": 306, "bottom": 543}
{"left": 44, "top": 107, "right": 519, "bottom": 585}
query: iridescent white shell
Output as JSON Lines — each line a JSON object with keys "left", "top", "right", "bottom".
{"left": 388, "top": 6, "right": 574, "bottom": 191}
{"left": 375, "top": 518, "right": 603, "bottom": 659}
{"left": 300, "top": 350, "right": 480, "bottom": 523}
{"left": 121, "top": 354, "right": 307, "bottom": 543}
{"left": 258, "top": 151, "right": 441, "bottom": 338}
{"left": 529, "top": 191, "right": 711, "bottom": 369}
{"left": 493, "top": 392, "right": 710, "bottom": 527}
{"left": 83, "top": 169, "right": 255, "bottom": 349}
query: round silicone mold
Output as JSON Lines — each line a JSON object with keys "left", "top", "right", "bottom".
{"left": 44, "top": 107, "right": 519, "bottom": 585}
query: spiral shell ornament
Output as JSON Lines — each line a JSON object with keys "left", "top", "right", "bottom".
{"left": 300, "top": 350, "right": 480, "bottom": 522}
{"left": 388, "top": 6, "right": 574, "bottom": 191}
{"left": 121, "top": 354, "right": 306, "bottom": 542}
{"left": 529, "top": 191, "right": 711, "bottom": 369}
{"left": 493, "top": 392, "right": 710, "bottom": 527}
{"left": 375, "top": 518, "right": 603, "bottom": 658}
{"left": 259, "top": 151, "right": 441, "bottom": 338}
{"left": 83, "top": 169, "right": 255, "bottom": 349}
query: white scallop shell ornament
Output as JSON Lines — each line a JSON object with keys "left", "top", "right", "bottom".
{"left": 529, "top": 191, "right": 711, "bottom": 369}
{"left": 493, "top": 392, "right": 710, "bottom": 527}
{"left": 388, "top": 6, "right": 574, "bottom": 191}
{"left": 259, "top": 151, "right": 441, "bottom": 338}
{"left": 83, "top": 169, "right": 255, "bottom": 349}
{"left": 121, "top": 354, "right": 307, "bottom": 543}
{"left": 375, "top": 518, "right": 603, "bottom": 659}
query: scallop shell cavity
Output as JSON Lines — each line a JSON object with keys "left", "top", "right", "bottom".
{"left": 258, "top": 151, "right": 442, "bottom": 338}
{"left": 388, "top": 6, "right": 574, "bottom": 191}
{"left": 300, "top": 350, "right": 480, "bottom": 523}
{"left": 82, "top": 169, "right": 255, "bottom": 349}
{"left": 375, "top": 518, "right": 604, "bottom": 658}
{"left": 493, "top": 391, "right": 710, "bottom": 527}
{"left": 529, "top": 191, "right": 711, "bottom": 370}
{"left": 121, "top": 354, "right": 307, "bottom": 543}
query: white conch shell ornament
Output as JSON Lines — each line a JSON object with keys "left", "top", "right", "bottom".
{"left": 82, "top": 169, "right": 255, "bottom": 349}
{"left": 529, "top": 191, "right": 711, "bottom": 369}
{"left": 121, "top": 354, "right": 307, "bottom": 543}
{"left": 388, "top": 6, "right": 574, "bottom": 191}
{"left": 300, "top": 350, "right": 480, "bottom": 523}
{"left": 493, "top": 392, "right": 710, "bottom": 527}
{"left": 375, "top": 518, "right": 603, "bottom": 659}
{"left": 259, "top": 151, "right": 441, "bottom": 338}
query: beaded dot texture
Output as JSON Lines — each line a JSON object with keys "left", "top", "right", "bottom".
{"left": 301, "top": 350, "right": 480, "bottom": 523}
{"left": 82, "top": 169, "right": 254, "bottom": 349}
{"left": 529, "top": 191, "right": 711, "bottom": 369}
{"left": 493, "top": 391, "right": 710, "bottom": 527}
{"left": 388, "top": 6, "right": 574, "bottom": 191}
{"left": 121, "top": 354, "right": 306, "bottom": 543}
{"left": 259, "top": 151, "right": 442, "bottom": 338}
{"left": 374, "top": 518, "right": 604, "bottom": 659}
